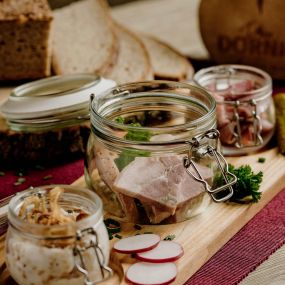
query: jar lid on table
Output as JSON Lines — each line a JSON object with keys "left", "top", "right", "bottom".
{"left": 0, "top": 74, "right": 116, "bottom": 132}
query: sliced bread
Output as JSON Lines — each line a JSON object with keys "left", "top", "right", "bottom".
{"left": 140, "top": 35, "right": 194, "bottom": 81}
{"left": 0, "top": 115, "right": 90, "bottom": 167}
{"left": 52, "top": 0, "right": 117, "bottom": 75}
{"left": 0, "top": 0, "right": 52, "bottom": 80}
{"left": 104, "top": 24, "right": 153, "bottom": 84}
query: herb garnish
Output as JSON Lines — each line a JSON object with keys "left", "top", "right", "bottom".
{"left": 258, "top": 157, "right": 266, "bottom": 163}
{"left": 14, "top": 177, "right": 26, "bottom": 186}
{"left": 125, "top": 122, "right": 152, "bottom": 142}
{"left": 104, "top": 218, "right": 121, "bottom": 240}
{"left": 115, "top": 116, "right": 152, "bottom": 142}
{"left": 0, "top": 171, "right": 5, "bottom": 176}
{"left": 43, "top": 174, "right": 53, "bottom": 180}
{"left": 213, "top": 164, "right": 263, "bottom": 203}
{"left": 115, "top": 149, "right": 150, "bottom": 171}
{"left": 164, "top": 234, "right": 175, "bottom": 241}
{"left": 114, "top": 116, "right": 152, "bottom": 170}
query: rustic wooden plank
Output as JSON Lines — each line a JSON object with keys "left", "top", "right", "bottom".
{"left": 1, "top": 148, "right": 285, "bottom": 284}
{"left": 71, "top": 147, "right": 285, "bottom": 285}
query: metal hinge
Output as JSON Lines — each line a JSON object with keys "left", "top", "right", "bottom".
{"left": 183, "top": 129, "right": 237, "bottom": 202}
{"left": 232, "top": 99, "right": 263, "bottom": 148}
{"left": 74, "top": 227, "right": 112, "bottom": 285}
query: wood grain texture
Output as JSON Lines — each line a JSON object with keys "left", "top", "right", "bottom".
{"left": 0, "top": 149, "right": 285, "bottom": 284}
{"left": 73, "top": 147, "right": 285, "bottom": 285}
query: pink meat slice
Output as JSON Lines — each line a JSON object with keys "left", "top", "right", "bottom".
{"left": 217, "top": 103, "right": 230, "bottom": 128}
{"left": 219, "top": 122, "right": 236, "bottom": 145}
{"left": 113, "top": 156, "right": 213, "bottom": 223}
{"left": 230, "top": 80, "right": 254, "bottom": 93}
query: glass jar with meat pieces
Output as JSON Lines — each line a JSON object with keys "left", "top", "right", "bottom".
{"left": 194, "top": 65, "right": 275, "bottom": 155}
{"left": 5, "top": 185, "right": 111, "bottom": 285}
{"left": 85, "top": 81, "right": 237, "bottom": 224}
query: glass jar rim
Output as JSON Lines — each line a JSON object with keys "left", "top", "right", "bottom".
{"left": 8, "top": 185, "right": 103, "bottom": 239}
{"left": 1, "top": 74, "right": 116, "bottom": 132}
{"left": 90, "top": 80, "right": 216, "bottom": 146}
{"left": 193, "top": 64, "right": 272, "bottom": 102}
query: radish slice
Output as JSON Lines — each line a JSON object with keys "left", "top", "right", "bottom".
{"left": 113, "top": 234, "right": 160, "bottom": 254}
{"left": 136, "top": 241, "right": 183, "bottom": 263}
{"left": 126, "top": 262, "right": 177, "bottom": 285}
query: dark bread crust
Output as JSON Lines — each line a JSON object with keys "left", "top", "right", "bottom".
{"left": 0, "top": 0, "right": 52, "bottom": 20}
{"left": 0, "top": 118, "right": 90, "bottom": 167}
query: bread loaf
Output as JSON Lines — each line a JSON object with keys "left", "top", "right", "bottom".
{"left": 52, "top": 0, "right": 118, "bottom": 75}
{"left": 0, "top": 0, "right": 52, "bottom": 80}
{"left": 104, "top": 24, "right": 153, "bottom": 84}
{"left": 0, "top": 116, "right": 90, "bottom": 167}
{"left": 140, "top": 35, "right": 194, "bottom": 81}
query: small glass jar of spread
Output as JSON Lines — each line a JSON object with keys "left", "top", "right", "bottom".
{"left": 5, "top": 185, "right": 111, "bottom": 285}
{"left": 85, "top": 81, "right": 237, "bottom": 225}
{"left": 194, "top": 65, "right": 275, "bottom": 155}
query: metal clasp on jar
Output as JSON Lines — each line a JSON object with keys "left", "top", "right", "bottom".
{"left": 183, "top": 129, "right": 237, "bottom": 202}
{"left": 74, "top": 227, "right": 112, "bottom": 285}
{"left": 232, "top": 99, "right": 263, "bottom": 148}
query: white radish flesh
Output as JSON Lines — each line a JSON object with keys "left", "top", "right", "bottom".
{"left": 113, "top": 234, "right": 160, "bottom": 254}
{"left": 136, "top": 241, "right": 183, "bottom": 263}
{"left": 126, "top": 262, "right": 177, "bottom": 285}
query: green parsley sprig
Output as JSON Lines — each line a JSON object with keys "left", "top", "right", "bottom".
{"left": 213, "top": 164, "right": 263, "bottom": 203}
{"left": 114, "top": 116, "right": 152, "bottom": 170}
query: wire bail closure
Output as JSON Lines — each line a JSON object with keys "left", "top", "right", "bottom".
{"left": 183, "top": 129, "right": 237, "bottom": 202}
{"left": 232, "top": 99, "right": 263, "bottom": 148}
{"left": 74, "top": 227, "right": 112, "bottom": 285}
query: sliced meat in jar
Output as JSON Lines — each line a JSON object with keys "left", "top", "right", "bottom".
{"left": 113, "top": 155, "right": 213, "bottom": 224}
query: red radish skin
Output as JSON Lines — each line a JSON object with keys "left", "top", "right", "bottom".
{"left": 136, "top": 241, "right": 184, "bottom": 263}
{"left": 126, "top": 262, "right": 177, "bottom": 285}
{"left": 113, "top": 234, "right": 160, "bottom": 254}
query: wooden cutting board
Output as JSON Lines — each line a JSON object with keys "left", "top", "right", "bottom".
{"left": 62, "top": 147, "right": 285, "bottom": 284}
{"left": 1, "top": 147, "right": 285, "bottom": 284}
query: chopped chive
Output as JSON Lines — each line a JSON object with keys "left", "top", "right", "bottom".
{"left": 134, "top": 224, "right": 142, "bottom": 230}
{"left": 135, "top": 233, "right": 141, "bottom": 236}
{"left": 144, "top": 231, "right": 153, "bottom": 234}
{"left": 17, "top": 177, "right": 26, "bottom": 183}
{"left": 164, "top": 234, "right": 175, "bottom": 241}
{"left": 0, "top": 171, "right": 5, "bottom": 176}
{"left": 17, "top": 172, "right": 24, "bottom": 177}
{"left": 114, "top": 234, "right": 122, "bottom": 239}
{"left": 115, "top": 116, "right": 125, "bottom": 124}
{"left": 258, "top": 157, "right": 266, "bottom": 163}
{"left": 13, "top": 177, "right": 26, "bottom": 186}
{"left": 43, "top": 175, "right": 53, "bottom": 180}
{"left": 104, "top": 218, "right": 120, "bottom": 227}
